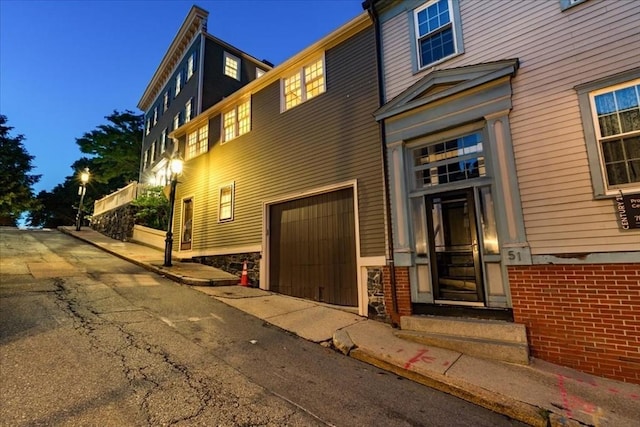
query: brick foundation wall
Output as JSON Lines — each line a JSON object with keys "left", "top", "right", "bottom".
{"left": 383, "top": 266, "right": 412, "bottom": 321}
{"left": 509, "top": 263, "right": 640, "bottom": 384}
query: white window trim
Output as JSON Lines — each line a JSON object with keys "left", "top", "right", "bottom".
{"left": 153, "top": 107, "right": 158, "bottom": 126}
{"left": 163, "top": 92, "right": 169, "bottom": 111}
{"left": 186, "top": 123, "right": 209, "bottom": 160}
{"left": 224, "top": 51, "right": 241, "bottom": 81}
{"left": 222, "top": 98, "right": 251, "bottom": 143}
{"left": 173, "top": 113, "right": 180, "bottom": 131}
{"left": 187, "top": 52, "right": 195, "bottom": 80}
{"left": 280, "top": 54, "right": 326, "bottom": 112}
{"left": 218, "top": 182, "right": 235, "bottom": 222}
{"left": 412, "top": 0, "right": 464, "bottom": 71}
{"left": 175, "top": 72, "right": 182, "bottom": 97}
{"left": 160, "top": 128, "right": 167, "bottom": 153}
{"left": 576, "top": 69, "right": 640, "bottom": 197}
{"left": 185, "top": 98, "right": 193, "bottom": 123}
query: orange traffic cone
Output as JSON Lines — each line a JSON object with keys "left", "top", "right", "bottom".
{"left": 239, "top": 260, "right": 249, "bottom": 286}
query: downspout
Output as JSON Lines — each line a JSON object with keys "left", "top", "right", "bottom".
{"left": 364, "top": 1, "right": 400, "bottom": 326}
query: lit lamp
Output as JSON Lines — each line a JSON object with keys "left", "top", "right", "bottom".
{"left": 75, "top": 168, "right": 90, "bottom": 231}
{"left": 163, "top": 157, "right": 183, "bottom": 266}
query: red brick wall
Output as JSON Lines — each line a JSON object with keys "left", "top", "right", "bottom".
{"left": 383, "top": 266, "right": 412, "bottom": 322}
{"left": 509, "top": 264, "right": 640, "bottom": 384}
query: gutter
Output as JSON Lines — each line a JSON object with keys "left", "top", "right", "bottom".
{"left": 363, "top": 0, "right": 400, "bottom": 326}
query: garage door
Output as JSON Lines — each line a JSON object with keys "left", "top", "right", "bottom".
{"left": 269, "top": 188, "right": 357, "bottom": 306}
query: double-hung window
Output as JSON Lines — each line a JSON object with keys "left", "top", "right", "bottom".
{"left": 589, "top": 80, "right": 640, "bottom": 191}
{"left": 222, "top": 99, "right": 251, "bottom": 142}
{"left": 153, "top": 107, "right": 158, "bottom": 126}
{"left": 282, "top": 56, "right": 325, "bottom": 111}
{"left": 160, "top": 128, "right": 167, "bottom": 153}
{"left": 185, "top": 98, "right": 193, "bottom": 123}
{"left": 175, "top": 71, "right": 182, "bottom": 97}
{"left": 186, "top": 123, "right": 209, "bottom": 160}
{"left": 413, "top": 0, "right": 462, "bottom": 69}
{"left": 218, "top": 182, "right": 235, "bottom": 222}
{"left": 187, "top": 52, "right": 195, "bottom": 80}
{"left": 173, "top": 112, "right": 180, "bottom": 131}
{"left": 145, "top": 118, "right": 150, "bottom": 135}
{"left": 163, "top": 91, "right": 169, "bottom": 112}
{"left": 224, "top": 52, "right": 240, "bottom": 80}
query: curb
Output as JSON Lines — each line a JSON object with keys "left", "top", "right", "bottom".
{"left": 333, "top": 330, "right": 550, "bottom": 427}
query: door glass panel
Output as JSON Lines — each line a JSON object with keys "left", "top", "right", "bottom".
{"left": 181, "top": 198, "right": 193, "bottom": 250}
{"left": 479, "top": 186, "right": 499, "bottom": 254}
{"left": 428, "top": 191, "right": 484, "bottom": 302}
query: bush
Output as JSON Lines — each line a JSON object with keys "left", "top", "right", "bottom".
{"left": 131, "top": 186, "right": 169, "bottom": 230}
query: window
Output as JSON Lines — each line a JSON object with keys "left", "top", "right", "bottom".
{"left": 413, "top": 0, "right": 462, "bottom": 69}
{"left": 175, "top": 71, "right": 182, "bottom": 97}
{"left": 282, "top": 56, "right": 325, "bottom": 111}
{"left": 224, "top": 52, "right": 240, "bottom": 80}
{"left": 143, "top": 149, "right": 149, "bottom": 169}
{"left": 218, "top": 182, "right": 235, "bottom": 222}
{"left": 173, "top": 113, "right": 180, "bottom": 131}
{"left": 411, "top": 131, "right": 485, "bottom": 189}
{"left": 187, "top": 52, "right": 195, "bottom": 80}
{"left": 589, "top": 80, "right": 640, "bottom": 190}
{"left": 150, "top": 140, "right": 156, "bottom": 164}
{"left": 160, "top": 128, "right": 167, "bottom": 153}
{"left": 186, "top": 123, "right": 209, "bottom": 160}
{"left": 163, "top": 92, "right": 169, "bottom": 112}
{"left": 185, "top": 98, "right": 192, "bottom": 123}
{"left": 153, "top": 107, "right": 158, "bottom": 126}
{"left": 222, "top": 99, "right": 251, "bottom": 142}
{"left": 256, "top": 68, "right": 265, "bottom": 78}
{"left": 145, "top": 118, "right": 150, "bottom": 135}
{"left": 560, "top": 0, "right": 589, "bottom": 10}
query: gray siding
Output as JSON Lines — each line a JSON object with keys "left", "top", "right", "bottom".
{"left": 379, "top": 0, "right": 640, "bottom": 254}
{"left": 174, "top": 26, "right": 386, "bottom": 258}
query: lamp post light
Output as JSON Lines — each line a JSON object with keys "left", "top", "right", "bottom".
{"left": 75, "top": 168, "right": 90, "bottom": 231}
{"left": 163, "top": 157, "right": 183, "bottom": 267}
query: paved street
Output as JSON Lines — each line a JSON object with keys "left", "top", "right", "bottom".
{"left": 0, "top": 229, "right": 524, "bottom": 426}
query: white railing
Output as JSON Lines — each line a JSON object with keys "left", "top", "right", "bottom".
{"left": 93, "top": 181, "right": 145, "bottom": 216}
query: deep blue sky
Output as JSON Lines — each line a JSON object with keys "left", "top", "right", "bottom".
{"left": 0, "top": 0, "right": 364, "bottom": 194}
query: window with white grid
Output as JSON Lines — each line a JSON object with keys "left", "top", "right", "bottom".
{"left": 163, "top": 91, "right": 169, "bottom": 111}
{"left": 222, "top": 99, "right": 251, "bottom": 142}
{"left": 224, "top": 52, "right": 240, "bottom": 80}
{"left": 218, "top": 182, "right": 234, "bottom": 222}
{"left": 589, "top": 80, "right": 640, "bottom": 190}
{"left": 186, "top": 123, "right": 209, "bottom": 160}
{"left": 282, "top": 56, "right": 325, "bottom": 111}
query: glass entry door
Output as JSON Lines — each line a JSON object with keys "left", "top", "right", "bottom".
{"left": 426, "top": 189, "right": 484, "bottom": 303}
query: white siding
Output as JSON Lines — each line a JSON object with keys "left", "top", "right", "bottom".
{"left": 382, "top": 0, "right": 640, "bottom": 254}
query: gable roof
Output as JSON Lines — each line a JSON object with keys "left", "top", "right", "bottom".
{"left": 374, "top": 59, "right": 519, "bottom": 121}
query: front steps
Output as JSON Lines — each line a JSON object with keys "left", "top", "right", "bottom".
{"left": 396, "top": 316, "right": 530, "bottom": 365}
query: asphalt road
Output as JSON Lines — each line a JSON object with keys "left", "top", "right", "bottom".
{"left": 0, "top": 228, "right": 526, "bottom": 426}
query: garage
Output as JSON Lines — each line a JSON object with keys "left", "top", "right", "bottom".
{"left": 268, "top": 188, "right": 357, "bottom": 306}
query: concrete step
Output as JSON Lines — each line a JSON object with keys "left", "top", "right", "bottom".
{"left": 397, "top": 316, "right": 530, "bottom": 365}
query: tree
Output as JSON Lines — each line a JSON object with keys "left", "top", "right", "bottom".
{"left": 75, "top": 110, "right": 142, "bottom": 189}
{"left": 130, "top": 186, "right": 169, "bottom": 230}
{"left": 0, "top": 115, "right": 41, "bottom": 226}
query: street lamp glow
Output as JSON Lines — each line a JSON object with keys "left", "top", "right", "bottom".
{"left": 75, "top": 168, "right": 90, "bottom": 231}
{"left": 170, "top": 158, "right": 183, "bottom": 175}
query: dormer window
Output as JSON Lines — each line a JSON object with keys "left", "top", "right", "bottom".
{"left": 224, "top": 52, "right": 240, "bottom": 80}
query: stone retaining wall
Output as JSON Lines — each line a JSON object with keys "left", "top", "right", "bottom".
{"left": 90, "top": 204, "right": 136, "bottom": 241}
{"left": 195, "top": 252, "right": 261, "bottom": 286}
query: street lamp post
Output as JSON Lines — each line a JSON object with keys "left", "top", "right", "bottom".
{"left": 75, "top": 168, "right": 90, "bottom": 231}
{"left": 164, "top": 158, "right": 183, "bottom": 267}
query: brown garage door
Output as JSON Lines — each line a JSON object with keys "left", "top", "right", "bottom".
{"left": 269, "top": 188, "right": 357, "bottom": 306}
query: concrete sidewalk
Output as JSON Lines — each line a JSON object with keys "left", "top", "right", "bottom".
{"left": 59, "top": 226, "right": 640, "bottom": 427}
